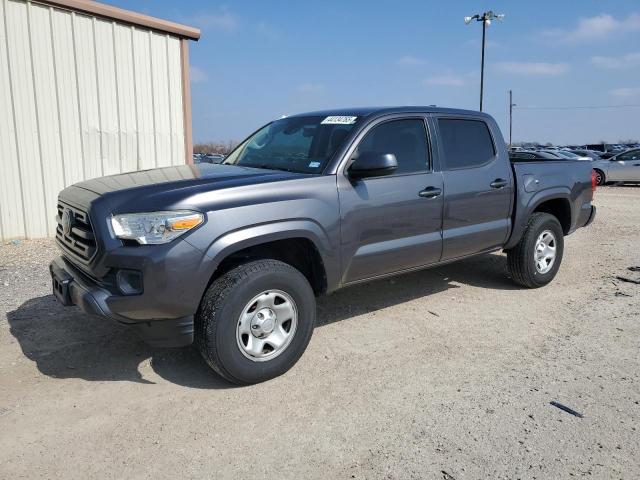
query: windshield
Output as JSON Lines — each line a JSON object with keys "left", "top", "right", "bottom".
{"left": 223, "top": 115, "right": 359, "bottom": 174}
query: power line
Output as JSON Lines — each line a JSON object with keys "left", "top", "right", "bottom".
{"left": 515, "top": 104, "right": 640, "bottom": 111}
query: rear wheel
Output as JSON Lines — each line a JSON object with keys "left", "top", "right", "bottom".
{"left": 507, "top": 212, "right": 564, "bottom": 288}
{"left": 594, "top": 169, "right": 605, "bottom": 186}
{"left": 195, "top": 259, "right": 316, "bottom": 385}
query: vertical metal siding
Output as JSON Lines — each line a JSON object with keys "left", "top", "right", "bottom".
{"left": 0, "top": 0, "right": 187, "bottom": 240}
{"left": 113, "top": 23, "right": 137, "bottom": 173}
{"left": 132, "top": 28, "right": 155, "bottom": 171}
{"left": 0, "top": 0, "right": 25, "bottom": 239}
{"left": 167, "top": 36, "right": 185, "bottom": 165}
{"left": 150, "top": 32, "right": 172, "bottom": 168}
{"left": 29, "top": 2, "right": 65, "bottom": 236}
{"left": 4, "top": 0, "right": 49, "bottom": 237}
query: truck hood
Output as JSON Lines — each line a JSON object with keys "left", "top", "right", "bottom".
{"left": 73, "top": 163, "right": 305, "bottom": 196}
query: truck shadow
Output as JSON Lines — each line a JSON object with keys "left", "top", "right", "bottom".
{"left": 316, "top": 251, "right": 515, "bottom": 327}
{"left": 7, "top": 252, "right": 514, "bottom": 389}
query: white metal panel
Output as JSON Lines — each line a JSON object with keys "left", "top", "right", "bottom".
{"left": 94, "top": 18, "right": 120, "bottom": 176}
{"left": 132, "top": 28, "right": 156, "bottom": 170}
{"left": 29, "top": 2, "right": 65, "bottom": 236}
{"left": 4, "top": 0, "right": 48, "bottom": 237}
{"left": 73, "top": 13, "right": 102, "bottom": 180}
{"left": 0, "top": 0, "right": 188, "bottom": 240}
{"left": 150, "top": 32, "right": 171, "bottom": 168}
{"left": 113, "top": 23, "right": 138, "bottom": 172}
{"left": 51, "top": 7, "right": 84, "bottom": 186}
{"left": 0, "top": 0, "right": 25, "bottom": 239}
{"left": 167, "top": 36, "right": 185, "bottom": 166}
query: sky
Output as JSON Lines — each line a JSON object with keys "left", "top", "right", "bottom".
{"left": 108, "top": 0, "right": 640, "bottom": 145}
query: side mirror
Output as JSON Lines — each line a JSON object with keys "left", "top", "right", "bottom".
{"left": 348, "top": 151, "right": 398, "bottom": 179}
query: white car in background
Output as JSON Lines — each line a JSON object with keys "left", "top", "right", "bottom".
{"left": 591, "top": 148, "right": 640, "bottom": 185}
{"left": 547, "top": 150, "right": 592, "bottom": 161}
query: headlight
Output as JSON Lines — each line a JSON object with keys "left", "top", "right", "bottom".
{"left": 110, "top": 211, "right": 204, "bottom": 245}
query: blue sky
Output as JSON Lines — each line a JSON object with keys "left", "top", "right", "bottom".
{"left": 109, "top": 0, "right": 640, "bottom": 145}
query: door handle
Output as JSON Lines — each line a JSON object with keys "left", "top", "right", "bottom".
{"left": 418, "top": 186, "right": 442, "bottom": 198}
{"left": 490, "top": 178, "right": 508, "bottom": 189}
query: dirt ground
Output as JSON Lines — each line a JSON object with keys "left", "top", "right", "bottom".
{"left": 1, "top": 186, "right": 639, "bottom": 479}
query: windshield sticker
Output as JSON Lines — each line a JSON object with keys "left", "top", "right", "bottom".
{"left": 309, "top": 161, "right": 321, "bottom": 168}
{"left": 321, "top": 116, "right": 357, "bottom": 125}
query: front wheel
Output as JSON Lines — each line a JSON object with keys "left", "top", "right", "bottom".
{"left": 506, "top": 212, "right": 564, "bottom": 288}
{"left": 195, "top": 259, "right": 316, "bottom": 385}
{"left": 594, "top": 169, "right": 605, "bottom": 186}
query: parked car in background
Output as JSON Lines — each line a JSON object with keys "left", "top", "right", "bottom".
{"left": 205, "top": 154, "right": 226, "bottom": 164}
{"left": 548, "top": 150, "right": 592, "bottom": 161}
{"left": 586, "top": 144, "right": 623, "bottom": 159}
{"left": 568, "top": 149, "right": 603, "bottom": 161}
{"left": 592, "top": 148, "right": 640, "bottom": 185}
{"left": 196, "top": 153, "right": 226, "bottom": 164}
{"left": 509, "top": 150, "right": 567, "bottom": 161}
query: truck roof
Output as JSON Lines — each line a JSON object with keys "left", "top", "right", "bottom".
{"left": 288, "top": 106, "right": 489, "bottom": 119}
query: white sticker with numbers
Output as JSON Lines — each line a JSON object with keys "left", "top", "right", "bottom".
{"left": 321, "top": 116, "right": 357, "bottom": 125}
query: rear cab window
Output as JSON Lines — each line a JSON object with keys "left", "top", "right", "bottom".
{"left": 437, "top": 118, "right": 496, "bottom": 170}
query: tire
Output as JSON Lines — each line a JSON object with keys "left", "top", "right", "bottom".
{"left": 506, "top": 212, "right": 564, "bottom": 288}
{"left": 594, "top": 169, "right": 605, "bottom": 186}
{"left": 195, "top": 259, "right": 316, "bottom": 385}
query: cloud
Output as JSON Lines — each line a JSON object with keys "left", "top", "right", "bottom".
{"left": 195, "top": 11, "right": 239, "bottom": 32}
{"left": 423, "top": 74, "right": 467, "bottom": 87}
{"left": 609, "top": 87, "right": 640, "bottom": 98}
{"left": 296, "top": 83, "right": 324, "bottom": 93}
{"left": 495, "top": 62, "right": 570, "bottom": 76}
{"left": 190, "top": 66, "right": 208, "bottom": 84}
{"left": 397, "top": 55, "right": 425, "bottom": 66}
{"left": 591, "top": 52, "right": 640, "bottom": 69}
{"left": 544, "top": 13, "right": 640, "bottom": 43}
{"left": 256, "top": 21, "right": 280, "bottom": 40}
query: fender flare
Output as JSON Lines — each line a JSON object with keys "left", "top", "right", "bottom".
{"left": 504, "top": 187, "right": 572, "bottom": 249}
{"left": 201, "top": 219, "right": 340, "bottom": 291}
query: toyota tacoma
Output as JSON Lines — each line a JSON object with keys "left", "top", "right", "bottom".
{"left": 50, "top": 107, "right": 596, "bottom": 384}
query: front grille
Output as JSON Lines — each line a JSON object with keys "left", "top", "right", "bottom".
{"left": 55, "top": 201, "right": 97, "bottom": 262}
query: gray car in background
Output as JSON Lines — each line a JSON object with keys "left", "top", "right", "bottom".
{"left": 592, "top": 148, "right": 640, "bottom": 185}
{"left": 568, "top": 149, "right": 603, "bottom": 161}
{"left": 549, "top": 150, "right": 591, "bottom": 161}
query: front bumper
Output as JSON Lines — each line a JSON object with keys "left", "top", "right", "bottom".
{"left": 50, "top": 255, "right": 196, "bottom": 348}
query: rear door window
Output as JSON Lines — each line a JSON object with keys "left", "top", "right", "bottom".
{"left": 438, "top": 119, "right": 496, "bottom": 170}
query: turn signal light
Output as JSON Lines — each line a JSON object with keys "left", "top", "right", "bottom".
{"left": 591, "top": 169, "right": 597, "bottom": 197}
{"left": 168, "top": 216, "right": 203, "bottom": 230}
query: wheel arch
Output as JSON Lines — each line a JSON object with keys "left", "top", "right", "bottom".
{"left": 202, "top": 220, "right": 338, "bottom": 298}
{"left": 532, "top": 197, "right": 572, "bottom": 235}
{"left": 505, "top": 188, "right": 572, "bottom": 249}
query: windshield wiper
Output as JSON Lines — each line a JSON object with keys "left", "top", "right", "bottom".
{"left": 253, "top": 164, "right": 297, "bottom": 173}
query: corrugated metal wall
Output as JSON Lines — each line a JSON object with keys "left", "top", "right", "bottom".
{"left": 0, "top": 0, "right": 186, "bottom": 240}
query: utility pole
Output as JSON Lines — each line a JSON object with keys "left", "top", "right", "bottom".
{"left": 480, "top": 19, "right": 486, "bottom": 111}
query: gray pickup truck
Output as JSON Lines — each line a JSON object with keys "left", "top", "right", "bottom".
{"left": 50, "top": 107, "right": 596, "bottom": 384}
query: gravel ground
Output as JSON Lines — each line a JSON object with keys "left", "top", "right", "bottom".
{"left": 1, "top": 186, "right": 639, "bottom": 479}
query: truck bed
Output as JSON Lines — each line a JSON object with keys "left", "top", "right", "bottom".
{"left": 505, "top": 159, "right": 595, "bottom": 249}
